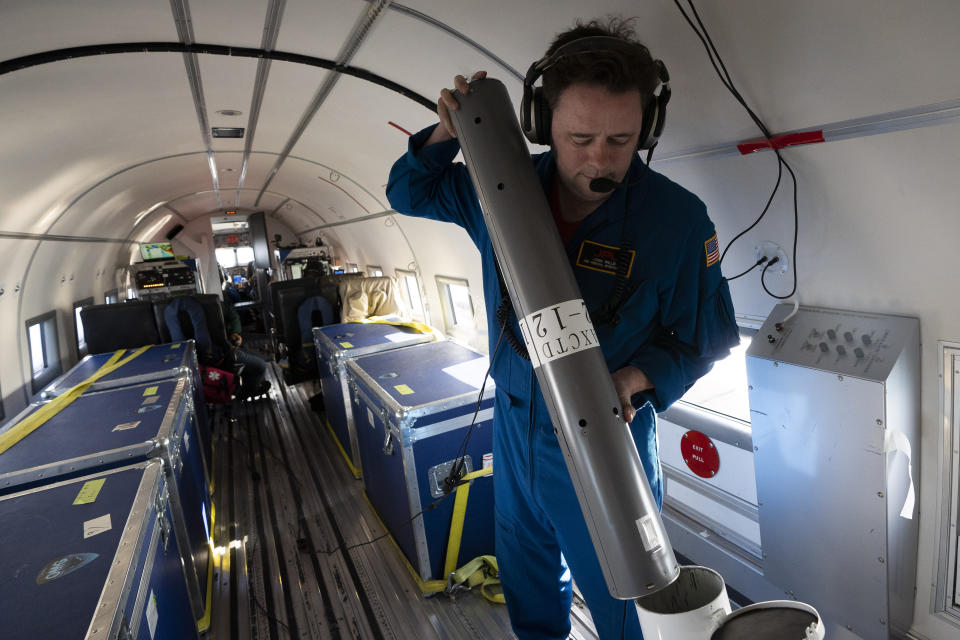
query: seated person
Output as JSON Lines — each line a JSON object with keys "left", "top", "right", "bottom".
{"left": 221, "top": 299, "right": 271, "bottom": 398}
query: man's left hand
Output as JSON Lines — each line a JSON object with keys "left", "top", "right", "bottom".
{"left": 611, "top": 366, "right": 653, "bottom": 424}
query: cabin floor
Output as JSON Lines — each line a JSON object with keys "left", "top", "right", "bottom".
{"left": 206, "top": 339, "right": 600, "bottom": 639}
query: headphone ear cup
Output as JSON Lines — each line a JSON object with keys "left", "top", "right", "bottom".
{"left": 637, "top": 100, "right": 658, "bottom": 151}
{"left": 532, "top": 86, "right": 552, "bottom": 146}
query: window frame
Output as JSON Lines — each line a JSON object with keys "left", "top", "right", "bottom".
{"left": 345, "top": 262, "right": 359, "bottom": 273}
{"left": 72, "top": 297, "right": 94, "bottom": 360}
{"left": 674, "top": 325, "right": 758, "bottom": 425}
{"left": 934, "top": 341, "right": 960, "bottom": 622}
{"left": 104, "top": 288, "right": 119, "bottom": 304}
{"left": 366, "top": 265, "right": 383, "bottom": 277}
{"left": 25, "top": 310, "right": 62, "bottom": 395}
{"left": 435, "top": 275, "right": 475, "bottom": 334}
{"left": 395, "top": 268, "right": 425, "bottom": 322}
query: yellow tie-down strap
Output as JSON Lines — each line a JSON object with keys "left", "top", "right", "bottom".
{"left": 0, "top": 346, "right": 152, "bottom": 455}
{"left": 392, "top": 465, "right": 503, "bottom": 604}
{"left": 350, "top": 315, "right": 443, "bottom": 341}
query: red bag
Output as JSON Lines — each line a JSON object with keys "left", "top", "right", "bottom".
{"left": 200, "top": 365, "right": 238, "bottom": 403}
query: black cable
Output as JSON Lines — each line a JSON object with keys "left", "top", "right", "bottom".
{"left": 300, "top": 478, "right": 462, "bottom": 557}
{"left": 674, "top": 0, "right": 800, "bottom": 299}
{"left": 726, "top": 256, "right": 768, "bottom": 281}
{"left": 444, "top": 320, "right": 508, "bottom": 491}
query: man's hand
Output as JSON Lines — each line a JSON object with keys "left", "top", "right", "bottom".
{"left": 424, "top": 71, "right": 488, "bottom": 146}
{"left": 230, "top": 333, "right": 243, "bottom": 347}
{"left": 611, "top": 366, "right": 654, "bottom": 424}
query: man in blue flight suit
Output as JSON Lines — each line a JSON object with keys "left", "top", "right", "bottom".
{"left": 387, "top": 18, "right": 739, "bottom": 640}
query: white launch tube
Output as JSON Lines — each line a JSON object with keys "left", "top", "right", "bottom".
{"left": 449, "top": 78, "right": 679, "bottom": 597}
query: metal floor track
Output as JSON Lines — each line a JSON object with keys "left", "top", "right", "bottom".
{"left": 207, "top": 362, "right": 600, "bottom": 640}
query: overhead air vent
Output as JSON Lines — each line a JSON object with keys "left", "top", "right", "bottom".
{"left": 212, "top": 127, "right": 245, "bottom": 138}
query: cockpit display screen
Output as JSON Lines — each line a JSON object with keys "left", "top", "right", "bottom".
{"left": 140, "top": 242, "right": 175, "bottom": 261}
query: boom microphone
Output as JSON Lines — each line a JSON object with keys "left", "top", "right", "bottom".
{"left": 589, "top": 177, "right": 623, "bottom": 193}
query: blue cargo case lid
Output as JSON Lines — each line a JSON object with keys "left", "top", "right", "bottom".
{"left": 315, "top": 322, "right": 434, "bottom": 358}
{"left": 0, "top": 378, "right": 186, "bottom": 489}
{"left": 347, "top": 341, "right": 493, "bottom": 414}
{"left": 0, "top": 462, "right": 159, "bottom": 640}
{"left": 43, "top": 342, "right": 195, "bottom": 398}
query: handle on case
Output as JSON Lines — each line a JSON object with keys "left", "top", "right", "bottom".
{"left": 382, "top": 428, "right": 395, "bottom": 456}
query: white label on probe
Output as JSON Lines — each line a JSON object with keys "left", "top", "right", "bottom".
{"left": 518, "top": 299, "right": 599, "bottom": 369}
{"left": 636, "top": 515, "right": 663, "bottom": 552}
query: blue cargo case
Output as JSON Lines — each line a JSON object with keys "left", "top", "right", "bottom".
{"left": 40, "top": 341, "right": 212, "bottom": 480}
{"left": 314, "top": 322, "right": 435, "bottom": 476}
{"left": 346, "top": 340, "right": 496, "bottom": 583}
{"left": 0, "top": 378, "right": 212, "bottom": 623}
{"left": 0, "top": 461, "right": 199, "bottom": 639}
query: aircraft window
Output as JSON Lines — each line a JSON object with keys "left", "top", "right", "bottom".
{"left": 26, "top": 311, "right": 62, "bottom": 394}
{"left": 436, "top": 276, "right": 475, "bottom": 332}
{"left": 104, "top": 289, "right": 119, "bottom": 304}
{"left": 676, "top": 327, "right": 755, "bottom": 423}
{"left": 73, "top": 297, "right": 94, "bottom": 359}
{"left": 346, "top": 263, "right": 359, "bottom": 273}
{"left": 396, "top": 269, "right": 425, "bottom": 322}
{"left": 367, "top": 265, "right": 383, "bottom": 277}
{"left": 236, "top": 246, "right": 255, "bottom": 266}
{"left": 216, "top": 247, "right": 239, "bottom": 268}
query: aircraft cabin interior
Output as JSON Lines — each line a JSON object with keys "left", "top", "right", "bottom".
{"left": 1, "top": 1, "right": 959, "bottom": 639}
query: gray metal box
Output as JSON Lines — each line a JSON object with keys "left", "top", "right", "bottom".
{"left": 746, "top": 304, "right": 920, "bottom": 639}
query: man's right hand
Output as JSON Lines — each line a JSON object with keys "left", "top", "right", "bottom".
{"left": 424, "top": 71, "right": 488, "bottom": 146}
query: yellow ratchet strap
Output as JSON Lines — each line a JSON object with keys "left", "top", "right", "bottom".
{"left": 0, "top": 345, "right": 152, "bottom": 455}
{"left": 442, "top": 466, "right": 504, "bottom": 604}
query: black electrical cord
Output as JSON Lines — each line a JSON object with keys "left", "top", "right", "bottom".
{"left": 674, "top": 0, "right": 800, "bottom": 299}
{"left": 725, "top": 256, "right": 768, "bottom": 281}
{"left": 443, "top": 319, "right": 508, "bottom": 492}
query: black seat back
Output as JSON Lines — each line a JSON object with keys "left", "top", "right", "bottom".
{"left": 80, "top": 301, "right": 162, "bottom": 354}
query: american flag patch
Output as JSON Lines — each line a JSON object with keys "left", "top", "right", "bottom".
{"left": 704, "top": 233, "right": 720, "bottom": 267}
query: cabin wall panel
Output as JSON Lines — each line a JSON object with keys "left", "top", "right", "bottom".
{"left": 277, "top": 0, "right": 371, "bottom": 60}
{"left": 658, "top": 120, "right": 960, "bottom": 639}
{"left": 191, "top": 0, "right": 271, "bottom": 49}
{"left": 0, "top": 56, "right": 200, "bottom": 236}
{"left": 248, "top": 62, "right": 333, "bottom": 154}
{"left": 0, "top": 0, "right": 176, "bottom": 61}
{"left": 386, "top": 215, "right": 487, "bottom": 350}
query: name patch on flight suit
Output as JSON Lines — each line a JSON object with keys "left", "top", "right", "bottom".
{"left": 575, "top": 240, "right": 635, "bottom": 277}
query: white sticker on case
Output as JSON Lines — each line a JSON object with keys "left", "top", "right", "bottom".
{"left": 517, "top": 299, "right": 599, "bottom": 369}
{"left": 146, "top": 590, "right": 159, "bottom": 639}
{"left": 83, "top": 514, "right": 112, "bottom": 539}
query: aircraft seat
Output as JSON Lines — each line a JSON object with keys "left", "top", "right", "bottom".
{"left": 80, "top": 301, "right": 163, "bottom": 354}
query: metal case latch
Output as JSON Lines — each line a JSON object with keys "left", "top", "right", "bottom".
{"left": 428, "top": 456, "right": 473, "bottom": 498}
{"left": 382, "top": 429, "right": 395, "bottom": 456}
{"left": 155, "top": 485, "right": 171, "bottom": 552}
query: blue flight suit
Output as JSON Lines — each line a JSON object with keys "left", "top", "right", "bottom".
{"left": 387, "top": 124, "right": 739, "bottom": 639}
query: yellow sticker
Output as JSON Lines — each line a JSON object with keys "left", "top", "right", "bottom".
{"left": 73, "top": 478, "right": 106, "bottom": 505}
{"left": 171, "top": 343, "right": 181, "bottom": 349}
{"left": 143, "top": 386, "right": 159, "bottom": 396}
{"left": 394, "top": 384, "right": 415, "bottom": 395}
{"left": 340, "top": 342, "right": 354, "bottom": 348}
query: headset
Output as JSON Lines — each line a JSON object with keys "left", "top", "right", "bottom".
{"left": 520, "top": 35, "right": 671, "bottom": 152}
